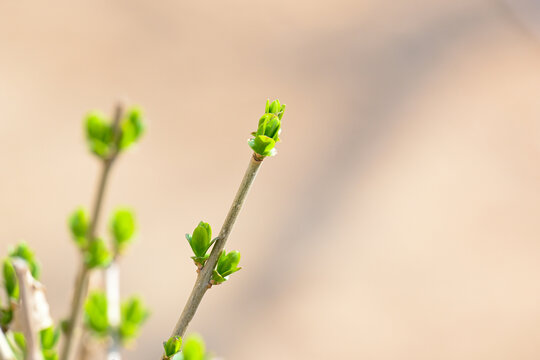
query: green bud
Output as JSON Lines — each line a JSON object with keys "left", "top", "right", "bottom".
{"left": 217, "top": 250, "right": 241, "bottom": 277}
{"left": 40, "top": 326, "right": 60, "bottom": 350}
{"left": 110, "top": 208, "right": 137, "bottom": 253}
{"left": 69, "top": 208, "right": 89, "bottom": 238}
{"left": 119, "top": 107, "right": 145, "bottom": 150}
{"left": 212, "top": 250, "right": 241, "bottom": 284}
{"left": 85, "top": 106, "right": 145, "bottom": 158}
{"left": 248, "top": 135, "right": 276, "bottom": 157}
{"left": 85, "top": 111, "right": 114, "bottom": 159}
{"left": 0, "top": 308, "right": 13, "bottom": 327}
{"left": 9, "top": 243, "right": 40, "bottom": 279}
{"left": 182, "top": 334, "right": 206, "bottom": 360}
{"left": 60, "top": 319, "right": 71, "bottom": 334}
{"left": 84, "top": 239, "right": 112, "bottom": 269}
{"left": 69, "top": 208, "right": 89, "bottom": 249}
{"left": 266, "top": 99, "right": 285, "bottom": 120}
{"left": 256, "top": 114, "right": 281, "bottom": 141}
{"left": 163, "top": 336, "right": 182, "bottom": 357}
{"left": 119, "top": 296, "right": 149, "bottom": 342}
{"left": 249, "top": 99, "right": 285, "bottom": 157}
{"left": 84, "top": 291, "right": 109, "bottom": 337}
{"left": 186, "top": 222, "right": 214, "bottom": 266}
{"left": 3, "top": 259, "right": 18, "bottom": 300}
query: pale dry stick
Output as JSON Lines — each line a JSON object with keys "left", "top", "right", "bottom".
{"left": 60, "top": 103, "right": 124, "bottom": 360}
{"left": 164, "top": 153, "right": 264, "bottom": 358}
{"left": 0, "top": 328, "right": 15, "bottom": 360}
{"left": 105, "top": 259, "right": 121, "bottom": 360}
{"left": 12, "top": 260, "right": 43, "bottom": 360}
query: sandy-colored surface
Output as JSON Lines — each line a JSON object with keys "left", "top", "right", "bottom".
{"left": 1, "top": 0, "right": 540, "bottom": 358}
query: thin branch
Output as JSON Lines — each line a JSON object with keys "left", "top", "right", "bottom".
{"left": 167, "top": 153, "right": 264, "bottom": 346}
{"left": 12, "top": 260, "right": 43, "bottom": 360}
{"left": 104, "top": 103, "right": 124, "bottom": 360}
{"left": 60, "top": 103, "right": 124, "bottom": 360}
{"left": 58, "top": 266, "right": 88, "bottom": 360}
{"left": 105, "top": 260, "right": 121, "bottom": 360}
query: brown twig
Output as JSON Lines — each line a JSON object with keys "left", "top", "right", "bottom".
{"left": 165, "top": 154, "right": 263, "bottom": 352}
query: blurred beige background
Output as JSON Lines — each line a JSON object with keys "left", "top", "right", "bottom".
{"left": 1, "top": 0, "right": 540, "bottom": 359}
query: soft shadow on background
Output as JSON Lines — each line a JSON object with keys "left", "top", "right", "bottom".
{"left": 1, "top": 0, "right": 540, "bottom": 359}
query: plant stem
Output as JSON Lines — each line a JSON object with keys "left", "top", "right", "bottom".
{"left": 104, "top": 103, "right": 124, "bottom": 360}
{"left": 167, "top": 154, "right": 263, "bottom": 345}
{"left": 105, "top": 259, "right": 121, "bottom": 360}
{"left": 60, "top": 103, "right": 124, "bottom": 360}
{"left": 59, "top": 266, "right": 88, "bottom": 360}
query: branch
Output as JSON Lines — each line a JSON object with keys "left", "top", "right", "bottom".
{"left": 168, "top": 154, "right": 264, "bottom": 344}
{"left": 60, "top": 103, "right": 124, "bottom": 360}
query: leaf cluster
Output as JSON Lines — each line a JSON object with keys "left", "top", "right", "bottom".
{"left": 68, "top": 208, "right": 138, "bottom": 268}
{"left": 212, "top": 250, "right": 242, "bottom": 285}
{"left": 163, "top": 334, "right": 208, "bottom": 360}
{"left": 248, "top": 99, "right": 285, "bottom": 157}
{"left": 1, "top": 242, "right": 41, "bottom": 329}
{"left": 119, "top": 296, "right": 150, "bottom": 342}
{"left": 84, "top": 291, "right": 149, "bottom": 344}
{"left": 85, "top": 107, "right": 144, "bottom": 159}
{"left": 184, "top": 222, "right": 242, "bottom": 285}
{"left": 40, "top": 326, "right": 60, "bottom": 360}
{"left": 185, "top": 222, "right": 214, "bottom": 267}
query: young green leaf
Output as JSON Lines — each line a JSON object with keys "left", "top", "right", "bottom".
{"left": 248, "top": 135, "right": 276, "bottom": 157}
{"left": 186, "top": 222, "right": 214, "bottom": 266}
{"left": 217, "top": 250, "right": 241, "bottom": 277}
{"left": 181, "top": 334, "right": 206, "bottom": 360}
{"left": 163, "top": 336, "right": 182, "bottom": 357}
{"left": 40, "top": 326, "right": 60, "bottom": 349}
{"left": 3, "top": 259, "right": 18, "bottom": 300}
{"left": 84, "top": 238, "right": 112, "bottom": 269}
{"left": 68, "top": 208, "right": 89, "bottom": 249}
{"left": 119, "top": 296, "right": 149, "bottom": 342}
{"left": 85, "top": 111, "right": 114, "bottom": 159}
{"left": 110, "top": 208, "right": 137, "bottom": 253}
{"left": 84, "top": 291, "right": 109, "bottom": 337}
{"left": 119, "top": 107, "right": 145, "bottom": 150}
{"left": 255, "top": 114, "right": 281, "bottom": 141}
{"left": 212, "top": 250, "right": 241, "bottom": 285}
{"left": 0, "top": 307, "right": 13, "bottom": 327}
{"left": 9, "top": 243, "right": 40, "bottom": 279}
{"left": 269, "top": 100, "right": 285, "bottom": 119}
{"left": 264, "top": 99, "right": 285, "bottom": 119}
